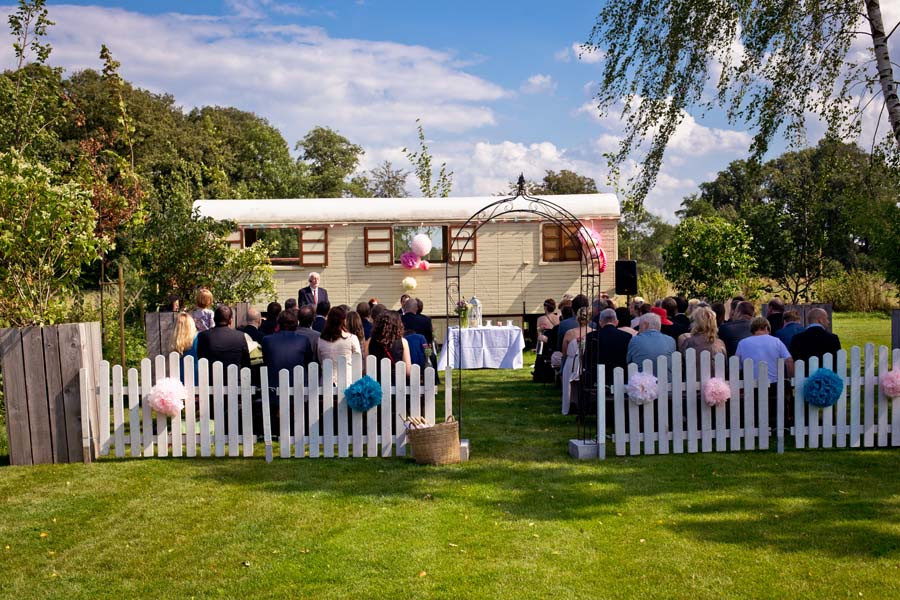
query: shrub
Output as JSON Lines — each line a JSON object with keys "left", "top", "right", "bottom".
{"left": 814, "top": 270, "right": 896, "bottom": 312}
{"left": 637, "top": 269, "right": 674, "bottom": 302}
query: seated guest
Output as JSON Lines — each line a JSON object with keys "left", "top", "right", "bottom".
{"left": 297, "top": 305, "right": 320, "bottom": 356}
{"left": 685, "top": 298, "right": 700, "bottom": 318}
{"left": 632, "top": 301, "right": 652, "bottom": 329}
{"left": 766, "top": 297, "right": 786, "bottom": 333}
{"left": 261, "top": 308, "right": 314, "bottom": 385}
{"left": 719, "top": 301, "right": 755, "bottom": 357}
{"left": 711, "top": 302, "right": 726, "bottom": 327}
{"left": 161, "top": 294, "right": 180, "bottom": 312}
{"left": 789, "top": 308, "right": 841, "bottom": 365}
{"left": 403, "top": 326, "right": 429, "bottom": 373}
{"left": 368, "top": 297, "right": 379, "bottom": 308}
{"left": 398, "top": 294, "right": 411, "bottom": 313}
{"left": 626, "top": 312, "right": 676, "bottom": 376}
{"left": 260, "top": 301, "right": 281, "bottom": 336}
{"left": 284, "top": 298, "right": 298, "bottom": 311}
{"left": 725, "top": 296, "right": 745, "bottom": 322}
{"left": 583, "top": 308, "right": 633, "bottom": 387}
{"left": 401, "top": 298, "right": 434, "bottom": 347}
{"left": 628, "top": 296, "right": 645, "bottom": 328}
{"left": 557, "top": 294, "right": 589, "bottom": 349}
{"left": 661, "top": 297, "right": 689, "bottom": 340}
{"left": 317, "top": 306, "right": 362, "bottom": 376}
{"left": 345, "top": 311, "right": 367, "bottom": 358}
{"left": 191, "top": 288, "right": 215, "bottom": 332}
{"left": 774, "top": 310, "right": 803, "bottom": 350}
{"left": 238, "top": 307, "right": 265, "bottom": 343}
{"left": 672, "top": 296, "right": 691, "bottom": 330}
{"left": 356, "top": 302, "right": 374, "bottom": 340}
{"left": 614, "top": 307, "right": 638, "bottom": 336}
{"left": 313, "top": 300, "right": 330, "bottom": 333}
{"left": 370, "top": 311, "right": 412, "bottom": 376}
{"left": 536, "top": 298, "right": 559, "bottom": 347}
{"left": 197, "top": 305, "right": 251, "bottom": 371}
{"left": 562, "top": 307, "right": 595, "bottom": 371}
{"left": 370, "top": 302, "right": 387, "bottom": 324}
{"left": 173, "top": 311, "right": 198, "bottom": 381}
{"left": 678, "top": 307, "right": 726, "bottom": 375}
{"left": 736, "top": 316, "right": 794, "bottom": 382}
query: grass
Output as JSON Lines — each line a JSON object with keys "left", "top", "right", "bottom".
{"left": 0, "top": 313, "right": 899, "bottom": 598}
{"left": 832, "top": 311, "right": 892, "bottom": 351}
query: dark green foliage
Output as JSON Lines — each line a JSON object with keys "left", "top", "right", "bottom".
{"left": 297, "top": 126, "right": 365, "bottom": 198}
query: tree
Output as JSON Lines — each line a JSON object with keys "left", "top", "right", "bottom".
{"left": 618, "top": 199, "right": 675, "bottom": 273}
{"left": 501, "top": 169, "right": 598, "bottom": 196}
{"left": 365, "top": 161, "right": 409, "bottom": 197}
{"left": 404, "top": 120, "right": 452, "bottom": 197}
{"left": 296, "top": 126, "right": 364, "bottom": 198}
{"left": 138, "top": 204, "right": 275, "bottom": 308}
{"left": 0, "top": 151, "right": 106, "bottom": 326}
{"left": 585, "top": 1, "right": 900, "bottom": 206}
{"left": 662, "top": 216, "right": 756, "bottom": 301}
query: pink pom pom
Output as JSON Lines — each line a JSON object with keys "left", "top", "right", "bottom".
{"left": 703, "top": 377, "right": 731, "bottom": 407}
{"left": 410, "top": 233, "right": 432, "bottom": 257}
{"left": 591, "top": 247, "right": 608, "bottom": 272}
{"left": 879, "top": 369, "right": 900, "bottom": 399}
{"left": 147, "top": 377, "right": 186, "bottom": 417}
{"left": 400, "top": 252, "right": 421, "bottom": 270}
{"left": 626, "top": 372, "right": 658, "bottom": 405}
{"left": 418, "top": 260, "right": 431, "bottom": 271}
{"left": 578, "top": 227, "right": 602, "bottom": 247}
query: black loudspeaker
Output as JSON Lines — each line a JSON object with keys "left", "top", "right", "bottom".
{"left": 615, "top": 260, "right": 638, "bottom": 295}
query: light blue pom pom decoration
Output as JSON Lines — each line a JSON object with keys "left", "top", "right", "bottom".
{"left": 804, "top": 368, "right": 843, "bottom": 408}
{"left": 345, "top": 375, "right": 382, "bottom": 412}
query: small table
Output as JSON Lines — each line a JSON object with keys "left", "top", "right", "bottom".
{"left": 437, "top": 326, "right": 525, "bottom": 370}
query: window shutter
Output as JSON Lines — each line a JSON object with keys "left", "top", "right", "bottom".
{"left": 299, "top": 227, "right": 328, "bottom": 267}
{"left": 449, "top": 225, "right": 477, "bottom": 264}
{"left": 364, "top": 226, "right": 393, "bottom": 265}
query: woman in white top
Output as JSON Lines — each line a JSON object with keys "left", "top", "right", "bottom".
{"left": 317, "top": 305, "right": 361, "bottom": 376}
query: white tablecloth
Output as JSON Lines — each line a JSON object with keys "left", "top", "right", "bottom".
{"left": 437, "top": 326, "right": 525, "bottom": 370}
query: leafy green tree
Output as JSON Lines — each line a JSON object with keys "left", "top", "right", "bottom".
{"left": 365, "top": 161, "right": 409, "bottom": 197}
{"left": 297, "top": 126, "right": 364, "bottom": 198}
{"left": 138, "top": 204, "right": 276, "bottom": 308}
{"left": 0, "top": 151, "right": 106, "bottom": 326}
{"left": 619, "top": 199, "right": 675, "bottom": 273}
{"left": 662, "top": 216, "right": 756, "bottom": 301}
{"left": 533, "top": 170, "right": 598, "bottom": 195}
{"left": 585, "top": 1, "right": 900, "bottom": 206}
{"left": 0, "top": 0, "right": 69, "bottom": 161}
{"left": 404, "top": 120, "right": 452, "bottom": 197}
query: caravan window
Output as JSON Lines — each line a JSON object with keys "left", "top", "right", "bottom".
{"left": 243, "top": 226, "right": 328, "bottom": 266}
{"left": 392, "top": 226, "right": 447, "bottom": 263}
{"left": 541, "top": 224, "right": 580, "bottom": 262}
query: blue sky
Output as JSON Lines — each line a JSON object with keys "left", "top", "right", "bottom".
{"left": 3, "top": 1, "right": 897, "bottom": 217}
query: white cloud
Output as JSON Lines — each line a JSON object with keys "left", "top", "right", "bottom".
{"left": 520, "top": 74, "right": 556, "bottom": 94}
{"left": 554, "top": 47, "right": 571, "bottom": 62}
{"left": 572, "top": 43, "right": 603, "bottom": 64}
{"left": 1, "top": 5, "right": 507, "bottom": 147}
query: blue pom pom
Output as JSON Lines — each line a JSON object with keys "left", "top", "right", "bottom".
{"left": 804, "top": 368, "right": 843, "bottom": 408}
{"left": 345, "top": 375, "right": 382, "bottom": 412}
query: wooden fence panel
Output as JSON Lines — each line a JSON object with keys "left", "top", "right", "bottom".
{"left": 184, "top": 356, "right": 197, "bottom": 457}
{"left": 22, "top": 327, "right": 53, "bottom": 464}
{"left": 292, "top": 365, "right": 305, "bottom": 459}
{"left": 41, "top": 326, "right": 66, "bottom": 463}
{"left": 112, "top": 365, "right": 125, "bottom": 458}
{"left": 141, "top": 358, "right": 154, "bottom": 456}
{"left": 864, "top": 344, "right": 876, "bottom": 447}
{"left": 308, "top": 362, "right": 321, "bottom": 458}
{"left": 850, "top": 346, "right": 861, "bottom": 448}
{"left": 58, "top": 324, "right": 85, "bottom": 463}
{"left": 128, "top": 368, "right": 140, "bottom": 457}
{"left": 1, "top": 327, "right": 32, "bottom": 465}
{"left": 671, "top": 352, "right": 684, "bottom": 454}
{"left": 878, "top": 346, "right": 889, "bottom": 447}
{"left": 154, "top": 355, "right": 168, "bottom": 458}
{"left": 684, "top": 349, "right": 698, "bottom": 453}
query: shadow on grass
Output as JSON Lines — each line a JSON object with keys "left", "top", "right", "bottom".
{"left": 185, "top": 448, "right": 900, "bottom": 560}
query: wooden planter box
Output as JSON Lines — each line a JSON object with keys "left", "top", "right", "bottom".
{"left": 0, "top": 322, "right": 102, "bottom": 466}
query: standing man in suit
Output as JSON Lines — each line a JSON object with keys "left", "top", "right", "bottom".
{"left": 789, "top": 308, "right": 841, "bottom": 364}
{"left": 298, "top": 272, "right": 328, "bottom": 309}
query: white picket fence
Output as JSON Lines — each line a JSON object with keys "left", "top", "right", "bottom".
{"left": 80, "top": 353, "right": 451, "bottom": 462}
{"left": 595, "top": 344, "right": 900, "bottom": 459}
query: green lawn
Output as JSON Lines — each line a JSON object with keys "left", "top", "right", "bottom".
{"left": 833, "top": 311, "right": 892, "bottom": 350}
{"left": 0, "top": 313, "right": 898, "bottom": 598}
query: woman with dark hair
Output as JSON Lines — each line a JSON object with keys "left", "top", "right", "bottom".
{"left": 317, "top": 306, "right": 361, "bottom": 374}
{"left": 369, "top": 311, "right": 411, "bottom": 376}
{"left": 536, "top": 298, "right": 559, "bottom": 348}
{"left": 345, "top": 311, "right": 367, "bottom": 358}
{"left": 260, "top": 301, "right": 281, "bottom": 336}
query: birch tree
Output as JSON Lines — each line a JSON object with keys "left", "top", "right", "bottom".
{"left": 585, "top": 1, "right": 900, "bottom": 206}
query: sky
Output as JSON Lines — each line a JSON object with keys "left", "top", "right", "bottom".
{"left": 3, "top": 1, "right": 899, "bottom": 219}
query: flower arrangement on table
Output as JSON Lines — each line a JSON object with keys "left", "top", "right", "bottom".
{"left": 455, "top": 300, "right": 469, "bottom": 328}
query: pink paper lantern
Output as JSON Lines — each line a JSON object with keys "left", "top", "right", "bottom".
{"left": 418, "top": 260, "right": 431, "bottom": 271}
{"left": 410, "top": 233, "right": 432, "bottom": 257}
{"left": 702, "top": 377, "right": 731, "bottom": 407}
{"left": 147, "top": 378, "right": 186, "bottom": 417}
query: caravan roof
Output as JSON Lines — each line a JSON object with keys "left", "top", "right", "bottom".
{"left": 193, "top": 194, "right": 619, "bottom": 225}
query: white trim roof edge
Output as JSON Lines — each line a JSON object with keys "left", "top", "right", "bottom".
{"left": 193, "top": 194, "right": 620, "bottom": 225}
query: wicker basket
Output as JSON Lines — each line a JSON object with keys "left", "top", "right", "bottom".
{"left": 407, "top": 417, "right": 460, "bottom": 465}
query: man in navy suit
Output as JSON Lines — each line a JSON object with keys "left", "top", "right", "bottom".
{"left": 298, "top": 272, "right": 328, "bottom": 309}
{"left": 789, "top": 308, "right": 841, "bottom": 365}
{"left": 261, "top": 308, "right": 314, "bottom": 386}
{"left": 582, "top": 309, "right": 633, "bottom": 388}
{"left": 401, "top": 298, "right": 434, "bottom": 346}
